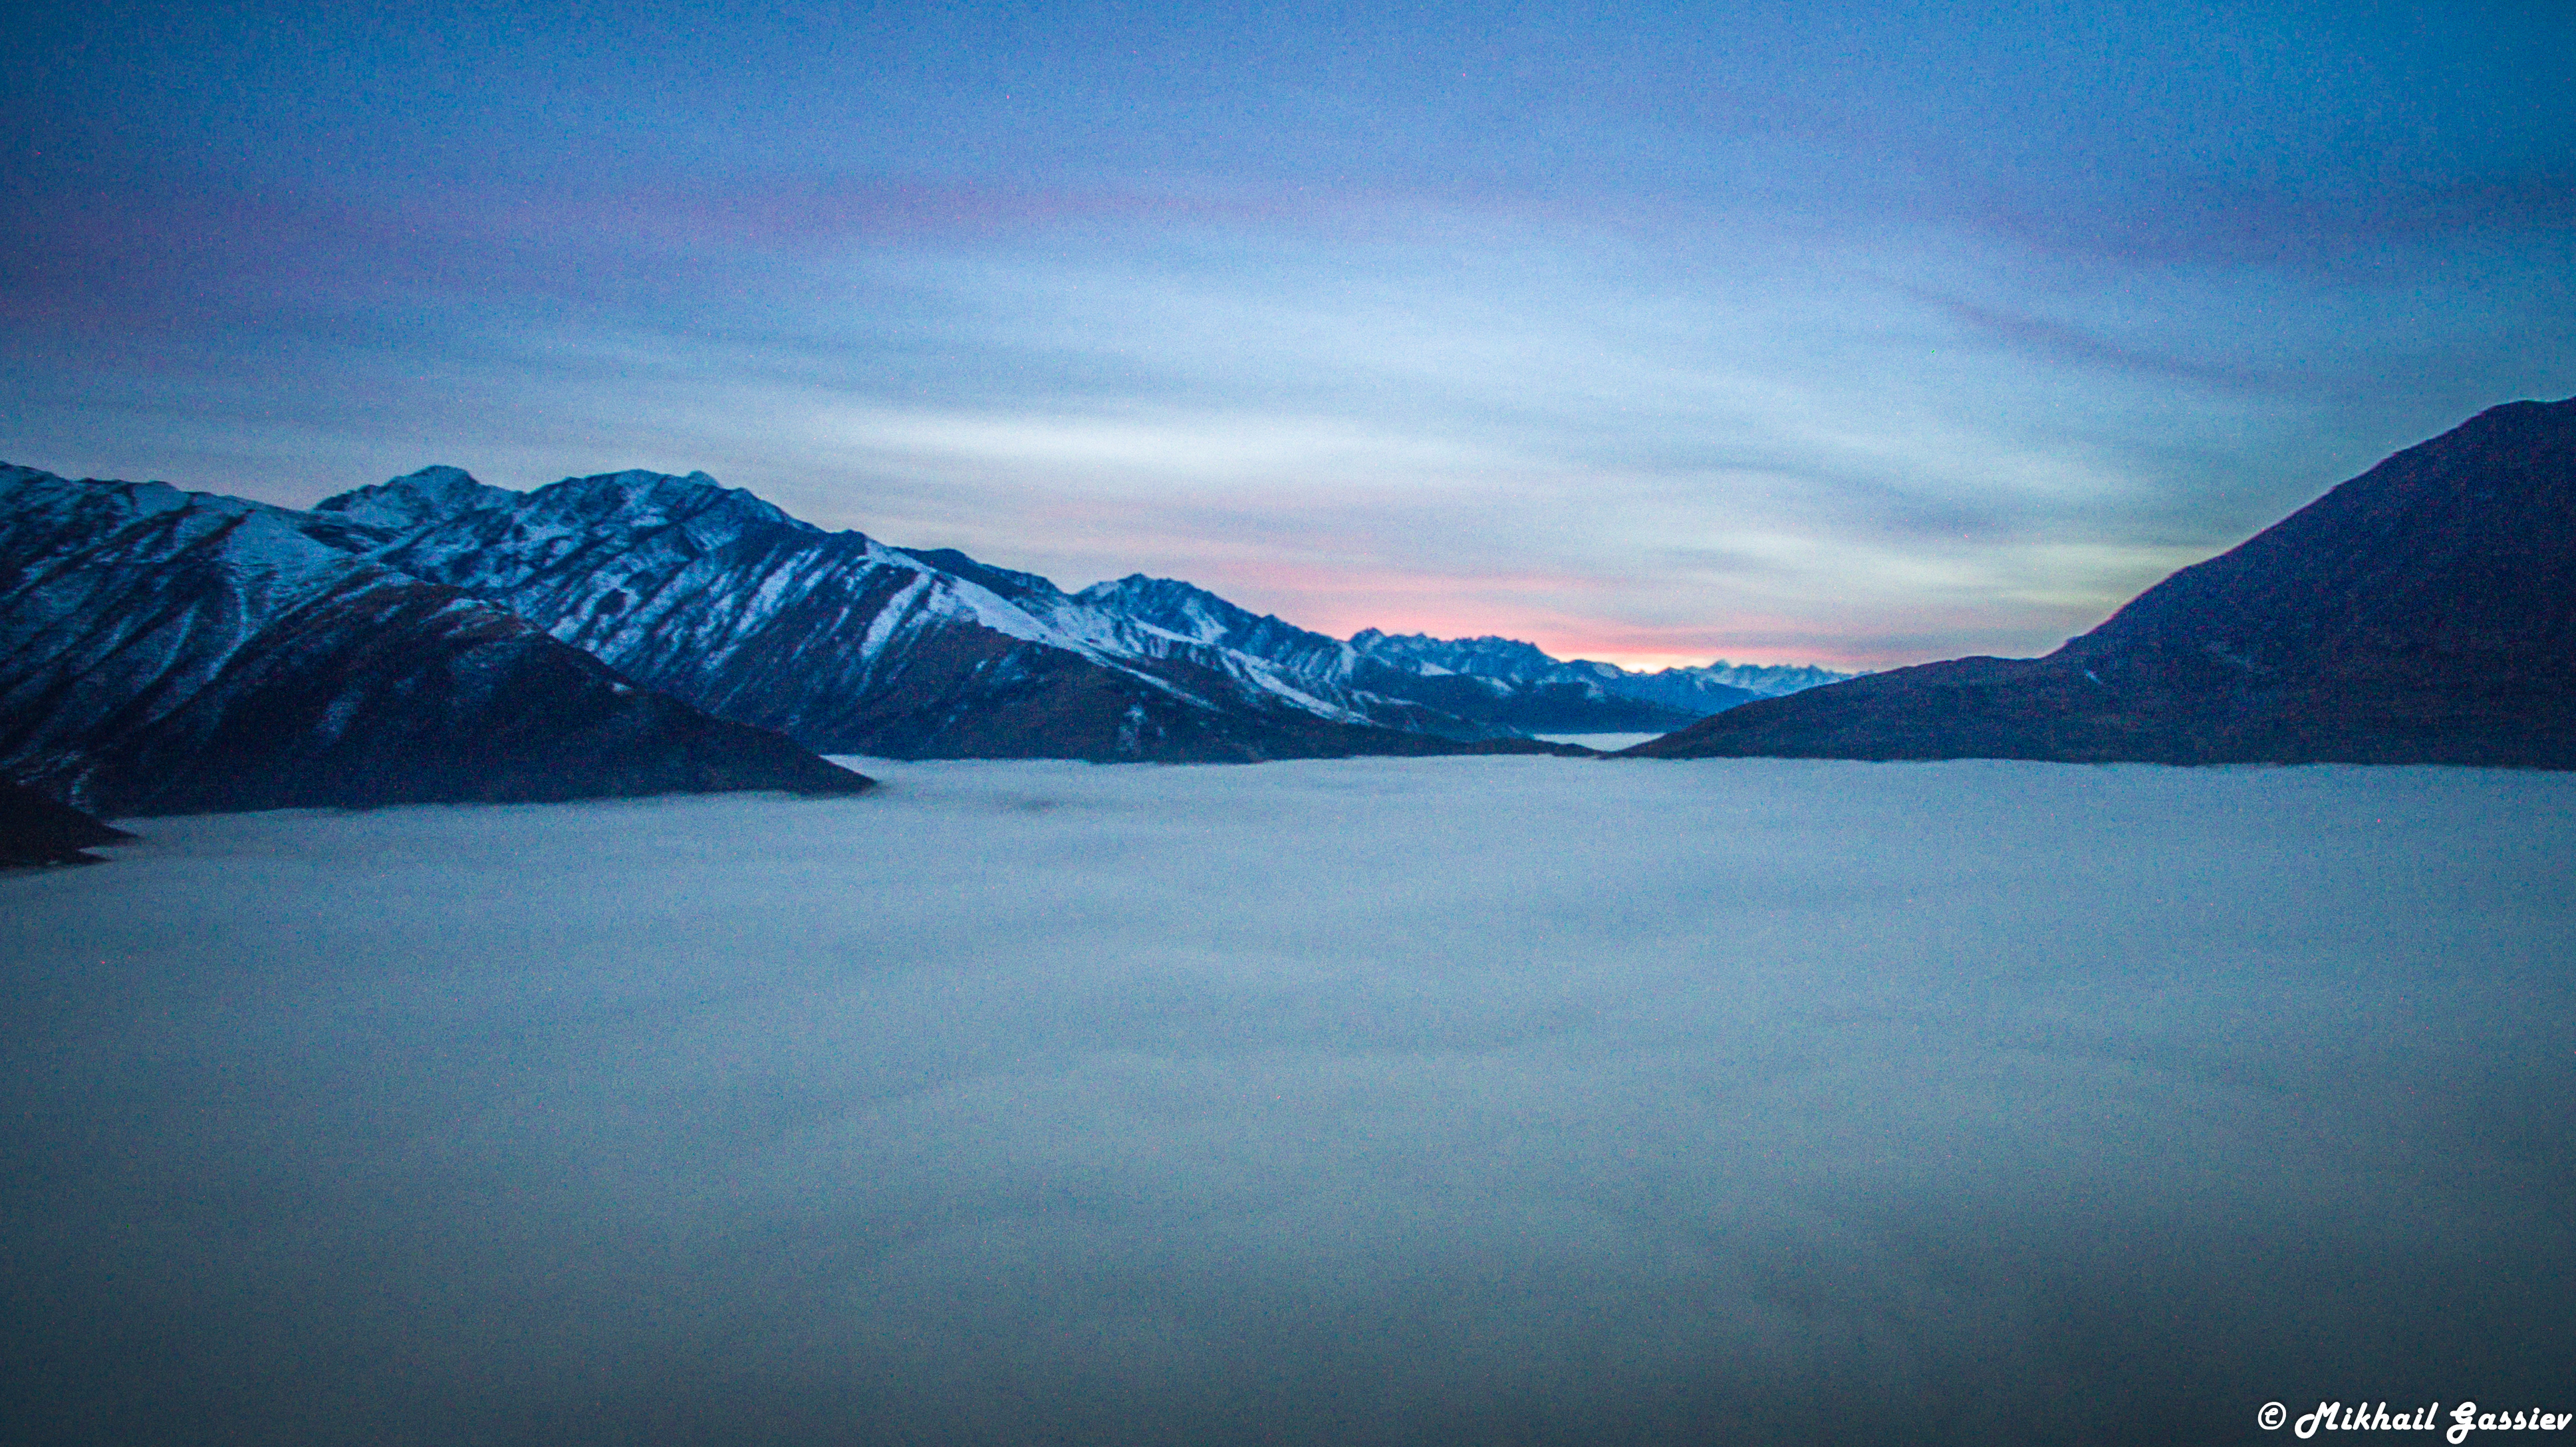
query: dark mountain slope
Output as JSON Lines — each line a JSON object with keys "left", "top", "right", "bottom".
{"left": 0, "top": 467, "right": 870, "bottom": 815}
{"left": 1, "top": 779, "right": 132, "bottom": 865}
{"left": 1630, "top": 398, "right": 2576, "bottom": 767}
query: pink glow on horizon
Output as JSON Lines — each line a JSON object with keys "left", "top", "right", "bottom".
{"left": 1156, "top": 560, "right": 1925, "bottom": 672}
{"left": 832, "top": 499, "right": 2019, "bottom": 676}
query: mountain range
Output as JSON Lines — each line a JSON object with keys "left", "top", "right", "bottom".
{"left": 1632, "top": 397, "right": 2576, "bottom": 768}
{"left": 311, "top": 467, "right": 1848, "bottom": 753}
{"left": 3, "top": 462, "right": 1846, "bottom": 816}
{"left": 8, "top": 396, "right": 2563, "bottom": 821}
{"left": 1338, "top": 629, "right": 1852, "bottom": 723}
{"left": 0, "top": 467, "right": 873, "bottom": 816}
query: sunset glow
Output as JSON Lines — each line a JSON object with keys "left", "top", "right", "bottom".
{"left": 4, "top": 3, "right": 2567, "bottom": 663}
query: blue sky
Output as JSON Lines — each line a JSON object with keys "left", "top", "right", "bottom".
{"left": 3, "top": 0, "right": 2569, "bottom": 665}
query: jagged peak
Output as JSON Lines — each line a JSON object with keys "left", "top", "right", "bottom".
{"left": 896, "top": 547, "right": 1063, "bottom": 603}
{"left": 1351, "top": 629, "right": 1563, "bottom": 678}
{"left": 523, "top": 468, "right": 815, "bottom": 537}
{"left": 390, "top": 464, "right": 485, "bottom": 489}
{"left": 1079, "top": 572, "right": 1208, "bottom": 599}
{"left": 313, "top": 464, "right": 825, "bottom": 541}
{"left": 3, "top": 464, "right": 259, "bottom": 525}
{"left": 315, "top": 465, "right": 520, "bottom": 529}
{"left": 1352, "top": 627, "right": 1545, "bottom": 650}
{"left": 1077, "top": 575, "right": 1283, "bottom": 636}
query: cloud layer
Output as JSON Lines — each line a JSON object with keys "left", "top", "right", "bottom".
{"left": 2, "top": 1, "right": 2570, "bottom": 665}
{"left": 5, "top": 757, "right": 2571, "bottom": 1443}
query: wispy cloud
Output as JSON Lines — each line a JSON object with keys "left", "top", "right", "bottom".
{"left": 5, "top": 0, "right": 2569, "bottom": 668}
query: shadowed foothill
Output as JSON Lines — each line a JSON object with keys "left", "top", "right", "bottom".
{"left": 0, "top": 778, "right": 132, "bottom": 866}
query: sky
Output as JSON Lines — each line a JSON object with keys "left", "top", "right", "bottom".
{"left": 7, "top": 758, "right": 2573, "bottom": 1443}
{"left": 1, "top": 1, "right": 2570, "bottom": 668}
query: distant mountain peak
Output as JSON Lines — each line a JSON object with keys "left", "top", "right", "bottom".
{"left": 1079, "top": 573, "right": 1227, "bottom": 604}
{"left": 1351, "top": 630, "right": 1578, "bottom": 682}
{"left": 520, "top": 469, "right": 815, "bottom": 538}
{"left": 319, "top": 466, "right": 821, "bottom": 545}
{"left": 314, "top": 465, "right": 517, "bottom": 529}
{"left": 1075, "top": 575, "right": 1277, "bottom": 644}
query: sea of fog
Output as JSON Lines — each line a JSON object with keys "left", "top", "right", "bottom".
{"left": 4, "top": 757, "right": 2571, "bottom": 1446}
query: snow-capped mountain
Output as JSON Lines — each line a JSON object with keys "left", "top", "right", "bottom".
{"left": 1682, "top": 661, "right": 1857, "bottom": 697}
{"left": 1063, "top": 575, "right": 1360, "bottom": 686}
{"left": 0, "top": 466, "right": 870, "bottom": 815}
{"left": 1348, "top": 630, "right": 1568, "bottom": 681}
{"left": 305, "top": 469, "right": 1567, "bottom": 761}
{"left": 1066, "top": 578, "right": 1855, "bottom": 734}
{"left": 301, "top": 466, "right": 1851, "bottom": 755}
{"left": 1345, "top": 630, "right": 1858, "bottom": 724}
{"left": 1062, "top": 578, "right": 1701, "bottom": 734}
{"left": 1569, "top": 658, "right": 1859, "bottom": 716}
{"left": 3, "top": 456, "right": 1845, "bottom": 803}
{"left": 1011, "top": 575, "right": 1505, "bottom": 739}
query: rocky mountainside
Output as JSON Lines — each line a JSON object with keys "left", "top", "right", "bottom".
{"left": 304, "top": 467, "right": 1855, "bottom": 755}
{"left": 1017, "top": 575, "right": 1503, "bottom": 739}
{"left": 1631, "top": 398, "right": 2576, "bottom": 767}
{"left": 1068, "top": 580, "right": 1703, "bottom": 733}
{"left": 1348, "top": 630, "right": 1569, "bottom": 681}
{"left": 3, "top": 456, "right": 1841, "bottom": 798}
{"left": 307, "top": 469, "right": 1585, "bottom": 761}
{"left": 0, "top": 467, "right": 872, "bottom": 815}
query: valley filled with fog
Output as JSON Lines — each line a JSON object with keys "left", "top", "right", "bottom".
{"left": 5, "top": 757, "right": 2571, "bottom": 1446}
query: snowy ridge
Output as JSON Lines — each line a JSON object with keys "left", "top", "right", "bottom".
{"left": 307, "top": 467, "right": 1849, "bottom": 755}
{"left": 1351, "top": 630, "right": 1564, "bottom": 682}
{"left": 0, "top": 465, "right": 861, "bottom": 813}
{"left": 10, "top": 459, "right": 1851, "bottom": 772}
{"left": 0, "top": 470, "right": 414, "bottom": 772}
{"left": 1030, "top": 577, "right": 1417, "bottom": 731}
{"left": 1349, "top": 628, "right": 1859, "bottom": 716}
{"left": 308, "top": 469, "right": 1458, "bottom": 759}
{"left": 1047, "top": 577, "right": 1689, "bottom": 736}
{"left": 1664, "top": 660, "right": 1859, "bottom": 698}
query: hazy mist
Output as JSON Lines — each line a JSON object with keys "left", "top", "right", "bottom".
{"left": 5, "top": 757, "right": 2570, "bottom": 1444}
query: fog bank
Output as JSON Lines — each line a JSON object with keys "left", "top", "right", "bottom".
{"left": 4, "top": 758, "right": 2571, "bottom": 1445}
